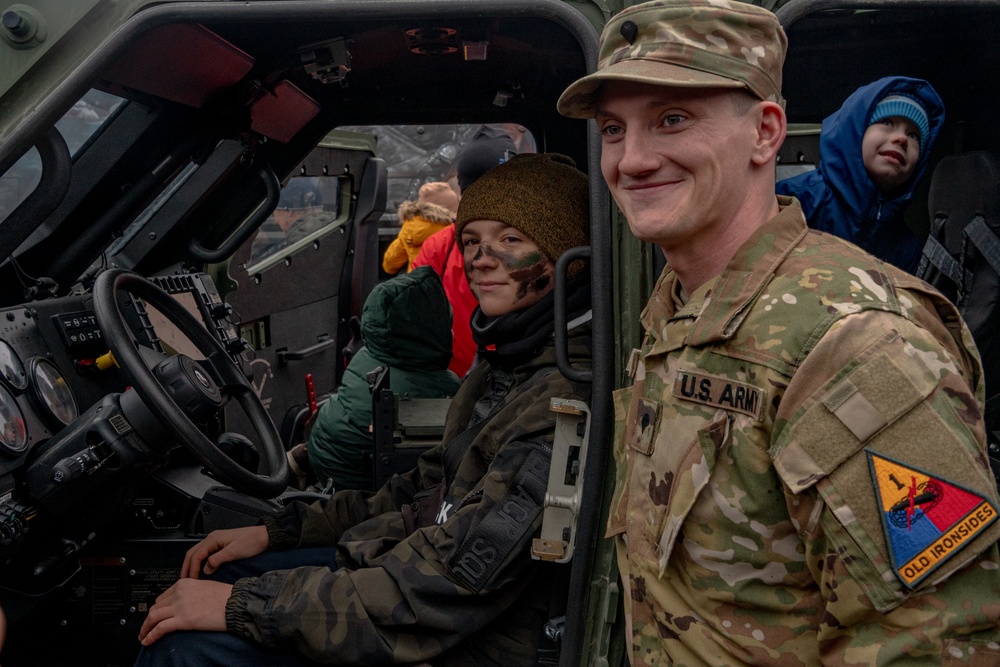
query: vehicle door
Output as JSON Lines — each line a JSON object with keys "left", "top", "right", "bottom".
{"left": 222, "top": 131, "right": 385, "bottom": 448}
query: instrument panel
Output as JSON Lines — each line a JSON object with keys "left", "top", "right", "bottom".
{"left": 0, "top": 271, "right": 239, "bottom": 562}
{"left": 0, "top": 272, "right": 237, "bottom": 473}
{"left": 0, "top": 295, "right": 115, "bottom": 473}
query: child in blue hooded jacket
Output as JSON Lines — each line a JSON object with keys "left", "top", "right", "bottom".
{"left": 777, "top": 76, "right": 945, "bottom": 273}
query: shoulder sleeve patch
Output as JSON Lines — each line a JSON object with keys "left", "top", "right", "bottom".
{"left": 868, "top": 449, "right": 998, "bottom": 588}
{"left": 773, "top": 331, "right": 1000, "bottom": 608}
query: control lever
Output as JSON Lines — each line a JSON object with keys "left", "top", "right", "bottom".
{"left": 33, "top": 533, "right": 94, "bottom": 580}
{"left": 305, "top": 373, "right": 317, "bottom": 417}
{"left": 51, "top": 449, "right": 104, "bottom": 483}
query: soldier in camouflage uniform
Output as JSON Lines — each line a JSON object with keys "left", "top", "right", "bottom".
{"left": 134, "top": 153, "right": 592, "bottom": 666}
{"left": 559, "top": 0, "right": 1000, "bottom": 664}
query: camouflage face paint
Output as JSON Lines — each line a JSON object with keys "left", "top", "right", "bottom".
{"left": 509, "top": 252, "right": 552, "bottom": 299}
{"left": 477, "top": 244, "right": 552, "bottom": 299}
{"left": 464, "top": 245, "right": 486, "bottom": 281}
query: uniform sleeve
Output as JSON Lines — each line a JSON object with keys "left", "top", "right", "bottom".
{"left": 771, "top": 309, "right": 1000, "bottom": 664}
{"left": 381, "top": 228, "right": 408, "bottom": 274}
{"left": 233, "top": 379, "right": 586, "bottom": 664}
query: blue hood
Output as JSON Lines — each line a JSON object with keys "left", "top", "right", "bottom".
{"left": 777, "top": 76, "right": 945, "bottom": 272}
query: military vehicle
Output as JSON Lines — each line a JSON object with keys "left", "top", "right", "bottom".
{"left": 0, "top": 0, "right": 998, "bottom": 664}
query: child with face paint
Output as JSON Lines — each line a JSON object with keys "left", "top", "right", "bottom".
{"left": 134, "top": 153, "right": 593, "bottom": 667}
{"left": 455, "top": 152, "right": 592, "bottom": 358}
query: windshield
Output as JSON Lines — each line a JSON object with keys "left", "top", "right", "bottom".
{"left": 340, "top": 122, "right": 536, "bottom": 219}
{"left": 0, "top": 89, "right": 124, "bottom": 222}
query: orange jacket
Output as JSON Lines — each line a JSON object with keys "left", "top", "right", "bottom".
{"left": 382, "top": 200, "right": 453, "bottom": 274}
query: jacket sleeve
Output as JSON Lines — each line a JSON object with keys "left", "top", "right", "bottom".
{"left": 235, "top": 378, "right": 586, "bottom": 665}
{"left": 381, "top": 227, "right": 409, "bottom": 274}
{"left": 262, "top": 437, "right": 444, "bottom": 550}
{"left": 411, "top": 225, "right": 450, "bottom": 273}
{"left": 771, "top": 308, "right": 1000, "bottom": 664}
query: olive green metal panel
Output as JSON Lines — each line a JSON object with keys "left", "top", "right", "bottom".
{"left": 317, "top": 128, "right": 378, "bottom": 155}
{"left": 0, "top": 1, "right": 161, "bottom": 142}
{"left": 612, "top": 206, "right": 659, "bottom": 384}
{"left": 0, "top": 0, "right": 103, "bottom": 95}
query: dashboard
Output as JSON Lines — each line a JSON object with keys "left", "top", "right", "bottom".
{"left": 0, "top": 272, "right": 241, "bottom": 562}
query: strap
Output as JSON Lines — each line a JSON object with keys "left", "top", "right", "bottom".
{"left": 966, "top": 215, "right": 1000, "bottom": 276}
{"left": 917, "top": 214, "right": 949, "bottom": 280}
{"left": 441, "top": 410, "right": 493, "bottom": 484}
{"left": 919, "top": 234, "right": 964, "bottom": 285}
{"left": 441, "top": 366, "right": 558, "bottom": 483}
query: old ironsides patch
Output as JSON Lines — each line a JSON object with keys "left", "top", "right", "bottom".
{"left": 868, "top": 449, "right": 999, "bottom": 588}
{"left": 672, "top": 370, "right": 765, "bottom": 420}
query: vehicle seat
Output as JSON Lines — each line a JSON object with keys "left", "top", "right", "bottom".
{"left": 917, "top": 150, "right": 1000, "bottom": 481}
{"left": 280, "top": 403, "right": 312, "bottom": 449}
{"left": 919, "top": 151, "right": 1000, "bottom": 309}
{"left": 369, "top": 365, "right": 450, "bottom": 490}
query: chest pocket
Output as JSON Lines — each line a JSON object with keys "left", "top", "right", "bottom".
{"left": 608, "top": 373, "right": 734, "bottom": 576}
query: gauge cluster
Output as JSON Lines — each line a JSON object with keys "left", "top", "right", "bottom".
{"left": 0, "top": 294, "right": 124, "bottom": 469}
{"left": 0, "top": 291, "right": 130, "bottom": 559}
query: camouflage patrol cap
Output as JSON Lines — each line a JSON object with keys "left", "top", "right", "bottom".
{"left": 557, "top": 0, "right": 787, "bottom": 118}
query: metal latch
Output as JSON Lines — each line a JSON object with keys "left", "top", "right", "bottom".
{"left": 531, "top": 397, "right": 591, "bottom": 563}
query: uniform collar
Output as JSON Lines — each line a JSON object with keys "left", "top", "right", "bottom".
{"left": 641, "top": 197, "right": 807, "bottom": 348}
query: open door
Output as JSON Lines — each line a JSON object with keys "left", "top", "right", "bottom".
{"left": 224, "top": 130, "right": 386, "bottom": 448}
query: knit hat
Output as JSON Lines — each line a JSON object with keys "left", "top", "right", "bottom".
{"left": 868, "top": 94, "right": 931, "bottom": 151}
{"left": 558, "top": 0, "right": 787, "bottom": 118}
{"left": 454, "top": 127, "right": 517, "bottom": 192}
{"left": 456, "top": 153, "right": 590, "bottom": 273}
{"left": 417, "top": 181, "right": 459, "bottom": 217}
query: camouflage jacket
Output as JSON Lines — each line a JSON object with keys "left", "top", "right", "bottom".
{"left": 229, "top": 321, "right": 592, "bottom": 665}
{"left": 611, "top": 198, "right": 1000, "bottom": 666}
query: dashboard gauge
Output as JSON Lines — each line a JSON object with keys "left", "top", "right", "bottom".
{"left": 0, "top": 340, "right": 27, "bottom": 391}
{"left": 27, "top": 357, "right": 79, "bottom": 427}
{"left": 0, "top": 384, "right": 27, "bottom": 455}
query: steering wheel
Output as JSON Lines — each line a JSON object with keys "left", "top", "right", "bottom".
{"left": 92, "top": 269, "right": 288, "bottom": 498}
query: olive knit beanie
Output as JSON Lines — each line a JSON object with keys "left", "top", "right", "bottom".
{"left": 455, "top": 153, "right": 590, "bottom": 271}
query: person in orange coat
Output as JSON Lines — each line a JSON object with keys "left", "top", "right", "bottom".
{"left": 381, "top": 181, "right": 458, "bottom": 274}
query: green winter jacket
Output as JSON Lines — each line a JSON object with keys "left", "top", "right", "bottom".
{"left": 307, "top": 265, "right": 460, "bottom": 490}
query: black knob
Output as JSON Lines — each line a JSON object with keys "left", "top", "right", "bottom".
{"left": 52, "top": 452, "right": 93, "bottom": 483}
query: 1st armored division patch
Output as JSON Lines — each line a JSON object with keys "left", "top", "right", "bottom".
{"left": 867, "top": 449, "right": 998, "bottom": 588}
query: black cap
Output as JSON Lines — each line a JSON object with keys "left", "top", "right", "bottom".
{"left": 455, "top": 127, "right": 517, "bottom": 193}
{"left": 277, "top": 177, "right": 323, "bottom": 210}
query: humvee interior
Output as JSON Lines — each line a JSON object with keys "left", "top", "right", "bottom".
{"left": 1, "top": 0, "right": 1000, "bottom": 665}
